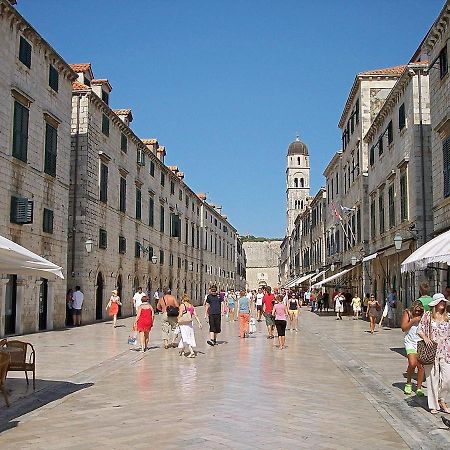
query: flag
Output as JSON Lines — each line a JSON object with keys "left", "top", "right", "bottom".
{"left": 341, "top": 205, "right": 355, "bottom": 214}
{"left": 331, "top": 203, "right": 342, "bottom": 221}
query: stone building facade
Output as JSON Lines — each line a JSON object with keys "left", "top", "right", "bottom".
{"left": 68, "top": 64, "right": 245, "bottom": 321}
{"left": 364, "top": 63, "right": 432, "bottom": 308}
{"left": 0, "top": 0, "right": 76, "bottom": 337}
{"left": 243, "top": 240, "right": 282, "bottom": 290}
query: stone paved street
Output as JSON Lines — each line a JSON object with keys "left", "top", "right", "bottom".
{"left": 1, "top": 309, "right": 450, "bottom": 449}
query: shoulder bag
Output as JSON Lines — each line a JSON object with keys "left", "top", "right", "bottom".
{"left": 178, "top": 304, "right": 193, "bottom": 324}
{"left": 164, "top": 296, "right": 179, "bottom": 317}
{"left": 417, "top": 312, "right": 438, "bottom": 365}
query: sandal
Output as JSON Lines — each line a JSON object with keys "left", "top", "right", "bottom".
{"left": 439, "top": 400, "right": 450, "bottom": 413}
{"left": 430, "top": 409, "right": 439, "bottom": 414}
{"left": 187, "top": 352, "right": 196, "bottom": 358}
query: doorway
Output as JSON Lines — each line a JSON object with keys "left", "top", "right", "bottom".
{"left": 5, "top": 275, "right": 17, "bottom": 335}
{"left": 117, "top": 275, "right": 123, "bottom": 317}
{"left": 96, "top": 272, "right": 104, "bottom": 320}
{"left": 38, "top": 278, "right": 48, "bottom": 330}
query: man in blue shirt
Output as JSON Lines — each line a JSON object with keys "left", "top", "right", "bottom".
{"left": 205, "top": 285, "right": 223, "bottom": 346}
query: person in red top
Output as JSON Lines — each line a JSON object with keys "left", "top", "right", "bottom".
{"left": 262, "top": 286, "right": 275, "bottom": 339}
{"left": 135, "top": 295, "right": 154, "bottom": 352}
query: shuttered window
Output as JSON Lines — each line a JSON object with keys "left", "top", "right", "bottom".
{"left": 159, "top": 250, "right": 164, "bottom": 265}
{"left": 99, "top": 228, "right": 107, "bottom": 249}
{"left": 400, "top": 172, "right": 408, "bottom": 221}
{"left": 399, "top": 104, "right": 406, "bottom": 130}
{"left": 160, "top": 172, "right": 165, "bottom": 187}
{"left": 388, "top": 184, "right": 395, "bottom": 228}
{"left": 99, "top": 163, "right": 108, "bottom": 203}
{"left": 443, "top": 137, "right": 450, "bottom": 198}
{"left": 135, "top": 241, "right": 141, "bottom": 258}
{"left": 12, "top": 101, "right": 29, "bottom": 162}
{"left": 147, "top": 246, "right": 154, "bottom": 261}
{"left": 387, "top": 120, "right": 393, "bottom": 144}
{"left": 43, "top": 208, "right": 54, "bottom": 234}
{"left": 118, "top": 236, "right": 126, "bottom": 254}
{"left": 19, "top": 36, "right": 31, "bottom": 68}
{"left": 48, "top": 65, "right": 58, "bottom": 92}
{"left": 44, "top": 123, "right": 57, "bottom": 177}
{"left": 369, "top": 146, "right": 374, "bottom": 166}
{"left": 149, "top": 197, "right": 154, "bottom": 227}
{"left": 102, "top": 114, "right": 109, "bottom": 136}
{"left": 119, "top": 177, "right": 126, "bottom": 212}
{"left": 170, "top": 213, "right": 181, "bottom": 238}
{"left": 149, "top": 161, "right": 155, "bottom": 177}
{"left": 370, "top": 199, "right": 376, "bottom": 240}
{"left": 440, "top": 45, "right": 448, "bottom": 79}
{"left": 378, "top": 192, "right": 385, "bottom": 234}
{"left": 121, "top": 133, "right": 127, "bottom": 152}
{"left": 135, "top": 188, "right": 142, "bottom": 220}
{"left": 160, "top": 205, "right": 165, "bottom": 233}
{"left": 10, "top": 196, "right": 33, "bottom": 224}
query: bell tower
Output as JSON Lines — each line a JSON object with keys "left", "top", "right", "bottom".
{"left": 286, "top": 135, "right": 310, "bottom": 235}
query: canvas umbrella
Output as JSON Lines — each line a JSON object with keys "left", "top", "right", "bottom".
{"left": 0, "top": 235, "right": 64, "bottom": 279}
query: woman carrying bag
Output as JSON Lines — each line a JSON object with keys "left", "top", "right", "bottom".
{"left": 417, "top": 293, "right": 450, "bottom": 414}
{"left": 177, "top": 293, "right": 202, "bottom": 358}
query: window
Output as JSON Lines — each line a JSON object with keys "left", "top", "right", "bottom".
{"left": 388, "top": 184, "right": 395, "bottom": 228}
{"left": 99, "top": 163, "right": 108, "bottom": 203}
{"left": 44, "top": 123, "right": 57, "bottom": 177}
{"left": 135, "top": 188, "right": 142, "bottom": 220}
{"left": 10, "top": 196, "right": 33, "bottom": 224}
{"left": 119, "top": 236, "right": 126, "bottom": 254}
{"left": 369, "top": 146, "right": 375, "bottom": 166}
{"left": 294, "top": 178, "right": 298, "bottom": 188}
{"left": 179, "top": 189, "right": 183, "bottom": 201}
{"left": 370, "top": 199, "right": 376, "bottom": 239}
{"left": 170, "top": 181, "right": 175, "bottom": 195}
{"left": 444, "top": 137, "right": 450, "bottom": 198}
{"left": 149, "top": 161, "right": 155, "bottom": 177}
{"left": 19, "top": 36, "right": 31, "bottom": 68}
{"left": 170, "top": 213, "right": 181, "bottom": 238}
{"left": 101, "top": 90, "right": 109, "bottom": 105}
{"left": 335, "top": 173, "right": 339, "bottom": 194}
{"left": 42, "top": 208, "right": 53, "bottom": 233}
{"left": 102, "top": 114, "right": 109, "bottom": 136}
{"left": 440, "top": 45, "right": 448, "bottom": 79}
{"left": 300, "top": 178, "right": 305, "bottom": 188}
{"left": 178, "top": 257, "right": 182, "bottom": 269}
{"left": 191, "top": 223, "right": 195, "bottom": 247}
{"left": 147, "top": 246, "right": 154, "bottom": 261}
{"left": 160, "top": 205, "right": 165, "bottom": 233}
{"left": 387, "top": 120, "right": 393, "bottom": 145}
{"left": 160, "top": 172, "right": 165, "bottom": 187}
{"left": 378, "top": 192, "right": 385, "bottom": 234}
{"left": 185, "top": 221, "right": 189, "bottom": 244}
{"left": 399, "top": 103, "right": 406, "bottom": 131}
{"left": 159, "top": 250, "right": 164, "bottom": 265}
{"left": 121, "top": 133, "right": 127, "bottom": 152}
{"left": 400, "top": 172, "right": 408, "bottom": 221}
{"left": 137, "top": 148, "right": 145, "bottom": 166}
{"left": 48, "top": 65, "right": 58, "bottom": 92}
{"left": 169, "top": 254, "right": 174, "bottom": 267}
{"left": 99, "top": 228, "right": 107, "bottom": 249}
{"left": 378, "top": 136, "right": 384, "bottom": 156}
{"left": 149, "top": 197, "right": 154, "bottom": 227}
{"left": 135, "top": 241, "right": 141, "bottom": 258}
{"left": 119, "top": 177, "right": 126, "bottom": 212}
{"left": 12, "top": 101, "right": 29, "bottom": 162}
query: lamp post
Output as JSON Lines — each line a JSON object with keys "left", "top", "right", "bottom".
{"left": 351, "top": 256, "right": 358, "bottom": 266}
{"left": 85, "top": 239, "right": 94, "bottom": 254}
{"left": 394, "top": 234, "right": 403, "bottom": 307}
{"left": 394, "top": 234, "right": 403, "bottom": 251}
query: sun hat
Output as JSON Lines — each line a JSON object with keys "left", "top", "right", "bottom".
{"left": 428, "top": 293, "right": 448, "bottom": 307}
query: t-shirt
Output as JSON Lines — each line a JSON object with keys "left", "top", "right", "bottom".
{"left": 274, "top": 302, "right": 287, "bottom": 321}
{"left": 72, "top": 290, "right": 84, "bottom": 309}
{"left": 256, "top": 293, "right": 264, "bottom": 306}
{"left": 352, "top": 297, "right": 361, "bottom": 308}
{"left": 238, "top": 296, "right": 250, "bottom": 312}
{"left": 387, "top": 292, "right": 397, "bottom": 307}
{"left": 419, "top": 295, "right": 433, "bottom": 312}
{"left": 206, "top": 294, "right": 223, "bottom": 315}
{"left": 334, "top": 295, "right": 344, "bottom": 307}
{"left": 133, "top": 292, "right": 146, "bottom": 309}
{"left": 262, "top": 294, "right": 275, "bottom": 313}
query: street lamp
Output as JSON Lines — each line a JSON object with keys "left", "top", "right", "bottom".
{"left": 330, "top": 263, "right": 335, "bottom": 272}
{"left": 85, "top": 239, "right": 94, "bottom": 253}
{"left": 351, "top": 256, "right": 358, "bottom": 266}
{"left": 394, "top": 234, "right": 403, "bottom": 251}
{"left": 151, "top": 255, "right": 157, "bottom": 264}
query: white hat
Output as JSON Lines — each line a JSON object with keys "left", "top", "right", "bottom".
{"left": 428, "top": 293, "right": 448, "bottom": 307}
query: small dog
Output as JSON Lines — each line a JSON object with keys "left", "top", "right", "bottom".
{"left": 249, "top": 317, "right": 257, "bottom": 334}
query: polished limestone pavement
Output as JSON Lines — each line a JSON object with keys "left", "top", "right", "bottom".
{"left": 0, "top": 309, "right": 449, "bottom": 449}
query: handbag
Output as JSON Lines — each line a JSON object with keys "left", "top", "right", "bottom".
{"left": 417, "top": 312, "right": 438, "bottom": 365}
{"left": 178, "top": 305, "right": 193, "bottom": 324}
{"left": 163, "top": 296, "right": 179, "bottom": 317}
{"left": 127, "top": 331, "right": 138, "bottom": 346}
{"left": 375, "top": 302, "right": 381, "bottom": 312}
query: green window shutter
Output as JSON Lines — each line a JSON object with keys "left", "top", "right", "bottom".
{"left": 149, "top": 197, "right": 154, "bottom": 227}
{"left": 121, "top": 133, "right": 127, "bottom": 152}
{"left": 43, "top": 208, "right": 54, "bottom": 234}
{"left": 12, "top": 101, "right": 29, "bottom": 162}
{"left": 100, "top": 164, "right": 108, "bottom": 203}
{"left": 148, "top": 246, "right": 154, "bottom": 261}
{"left": 19, "top": 36, "right": 31, "bottom": 68}
{"left": 159, "top": 250, "right": 164, "bottom": 265}
{"left": 378, "top": 136, "right": 383, "bottom": 156}
{"left": 99, "top": 228, "right": 107, "bottom": 249}
{"left": 10, "top": 196, "right": 33, "bottom": 224}
{"left": 399, "top": 104, "right": 406, "bottom": 130}
{"left": 135, "top": 188, "right": 142, "bottom": 220}
{"left": 369, "top": 146, "right": 374, "bottom": 166}
{"left": 400, "top": 173, "right": 408, "bottom": 221}
{"left": 44, "top": 123, "right": 57, "bottom": 177}
{"left": 444, "top": 138, "right": 450, "bottom": 198}
{"left": 119, "top": 177, "right": 126, "bottom": 212}
{"left": 135, "top": 241, "right": 141, "bottom": 258}
{"left": 102, "top": 114, "right": 109, "bottom": 136}
{"left": 160, "top": 205, "right": 165, "bottom": 233}
{"left": 48, "top": 65, "right": 59, "bottom": 92}
{"left": 119, "top": 236, "right": 126, "bottom": 254}
{"left": 387, "top": 120, "right": 393, "bottom": 144}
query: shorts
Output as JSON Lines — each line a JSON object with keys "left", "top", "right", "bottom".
{"left": 264, "top": 312, "right": 275, "bottom": 327}
{"left": 289, "top": 309, "right": 298, "bottom": 316}
{"left": 209, "top": 314, "right": 221, "bottom": 334}
{"left": 406, "top": 348, "right": 417, "bottom": 355}
{"left": 275, "top": 319, "right": 287, "bottom": 337}
{"left": 257, "top": 305, "right": 263, "bottom": 311}
{"left": 353, "top": 306, "right": 361, "bottom": 312}
{"left": 335, "top": 306, "right": 344, "bottom": 313}
{"left": 72, "top": 308, "right": 82, "bottom": 316}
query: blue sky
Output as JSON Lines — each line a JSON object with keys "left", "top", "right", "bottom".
{"left": 17, "top": 0, "right": 443, "bottom": 238}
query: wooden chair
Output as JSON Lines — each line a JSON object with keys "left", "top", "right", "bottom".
{"left": 0, "top": 338, "right": 7, "bottom": 348}
{"left": 4, "top": 340, "right": 35, "bottom": 390}
{"left": 0, "top": 352, "right": 11, "bottom": 407}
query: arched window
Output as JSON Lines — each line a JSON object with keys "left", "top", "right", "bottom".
{"left": 301, "top": 200, "right": 304, "bottom": 209}
{"left": 294, "top": 178, "right": 298, "bottom": 188}
{"left": 300, "top": 178, "right": 304, "bottom": 187}
{"left": 297, "top": 157, "right": 301, "bottom": 165}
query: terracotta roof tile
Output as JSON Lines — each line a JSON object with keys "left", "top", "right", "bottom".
{"left": 142, "top": 138, "right": 158, "bottom": 145}
{"left": 91, "top": 79, "right": 108, "bottom": 85}
{"left": 113, "top": 109, "right": 132, "bottom": 116}
{"left": 70, "top": 63, "right": 91, "bottom": 72}
{"left": 72, "top": 81, "right": 90, "bottom": 91}
{"left": 360, "top": 65, "right": 407, "bottom": 76}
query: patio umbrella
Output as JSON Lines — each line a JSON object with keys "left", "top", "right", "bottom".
{"left": 0, "top": 235, "right": 64, "bottom": 279}
{"left": 401, "top": 229, "right": 450, "bottom": 273}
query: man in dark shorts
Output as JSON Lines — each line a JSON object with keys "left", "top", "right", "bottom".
{"left": 262, "top": 286, "right": 275, "bottom": 339}
{"left": 205, "top": 285, "right": 223, "bottom": 346}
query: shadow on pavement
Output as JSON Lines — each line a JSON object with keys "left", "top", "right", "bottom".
{"left": 0, "top": 379, "right": 93, "bottom": 433}
{"left": 390, "top": 347, "right": 407, "bottom": 357}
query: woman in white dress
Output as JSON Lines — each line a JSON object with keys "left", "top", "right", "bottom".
{"left": 177, "top": 293, "right": 202, "bottom": 358}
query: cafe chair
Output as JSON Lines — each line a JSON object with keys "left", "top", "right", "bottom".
{"left": 4, "top": 340, "right": 36, "bottom": 390}
{"left": 0, "top": 338, "right": 7, "bottom": 348}
{"left": 0, "top": 352, "right": 10, "bottom": 407}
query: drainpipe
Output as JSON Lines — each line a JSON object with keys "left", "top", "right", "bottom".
{"left": 417, "top": 70, "right": 427, "bottom": 245}
{"left": 70, "top": 95, "right": 81, "bottom": 277}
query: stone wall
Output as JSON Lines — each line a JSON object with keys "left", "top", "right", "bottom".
{"left": 243, "top": 241, "right": 281, "bottom": 289}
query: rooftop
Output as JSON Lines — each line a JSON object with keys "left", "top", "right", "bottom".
{"left": 69, "top": 63, "right": 92, "bottom": 73}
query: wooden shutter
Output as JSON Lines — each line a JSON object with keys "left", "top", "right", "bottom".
{"left": 135, "top": 188, "right": 141, "bottom": 219}
{"left": 119, "top": 236, "right": 126, "bottom": 254}
{"left": 121, "top": 133, "right": 127, "bottom": 152}
{"left": 49, "top": 65, "right": 59, "bottom": 92}
{"left": 399, "top": 104, "right": 406, "bottom": 130}
{"left": 444, "top": 137, "right": 450, "bottom": 198}
{"left": 102, "top": 114, "right": 109, "bottom": 136}
{"left": 135, "top": 242, "right": 141, "bottom": 258}
{"left": 12, "top": 101, "right": 29, "bottom": 162}
{"left": 387, "top": 120, "right": 393, "bottom": 144}
{"left": 100, "top": 164, "right": 108, "bottom": 203}
{"left": 149, "top": 197, "right": 154, "bottom": 227}
{"left": 119, "top": 177, "right": 126, "bottom": 212}
{"left": 19, "top": 37, "right": 31, "bottom": 68}
{"left": 44, "top": 123, "right": 57, "bottom": 177}
{"left": 43, "top": 208, "right": 54, "bottom": 233}
{"left": 10, "top": 196, "right": 33, "bottom": 224}
{"left": 99, "top": 229, "right": 107, "bottom": 249}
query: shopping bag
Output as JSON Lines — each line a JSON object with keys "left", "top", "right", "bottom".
{"left": 128, "top": 331, "right": 138, "bottom": 345}
{"left": 382, "top": 303, "right": 389, "bottom": 318}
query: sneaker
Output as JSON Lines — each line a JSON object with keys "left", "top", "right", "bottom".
{"left": 416, "top": 388, "right": 425, "bottom": 397}
{"left": 404, "top": 383, "right": 412, "bottom": 395}
{"left": 207, "top": 340, "right": 214, "bottom": 346}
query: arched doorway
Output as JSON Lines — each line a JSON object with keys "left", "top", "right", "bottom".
{"left": 38, "top": 278, "right": 48, "bottom": 330}
{"left": 96, "top": 272, "right": 104, "bottom": 320}
{"left": 117, "top": 274, "right": 123, "bottom": 317}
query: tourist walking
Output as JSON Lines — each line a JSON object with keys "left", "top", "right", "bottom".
{"left": 226, "top": 289, "right": 237, "bottom": 321}
{"left": 205, "top": 285, "right": 223, "bottom": 346}
{"left": 334, "top": 291, "right": 345, "bottom": 320}
{"left": 417, "top": 293, "right": 450, "bottom": 414}
{"left": 366, "top": 294, "right": 380, "bottom": 334}
{"left": 351, "top": 293, "right": 362, "bottom": 320}
{"left": 134, "top": 295, "right": 154, "bottom": 352}
{"left": 418, "top": 281, "right": 433, "bottom": 311}
{"left": 288, "top": 294, "right": 300, "bottom": 332}
{"left": 157, "top": 288, "right": 180, "bottom": 349}
{"left": 177, "top": 293, "right": 202, "bottom": 357}
{"left": 237, "top": 290, "right": 250, "bottom": 338}
{"left": 256, "top": 288, "right": 264, "bottom": 321}
{"left": 133, "top": 287, "right": 146, "bottom": 315}
{"left": 401, "top": 300, "right": 425, "bottom": 396}
{"left": 72, "top": 286, "right": 84, "bottom": 326}
{"left": 106, "top": 289, "right": 122, "bottom": 327}
{"left": 262, "top": 286, "right": 275, "bottom": 339}
{"left": 273, "top": 295, "right": 288, "bottom": 349}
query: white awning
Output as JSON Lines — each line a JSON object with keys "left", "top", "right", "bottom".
{"left": 311, "top": 266, "right": 356, "bottom": 289}
{"left": 362, "top": 252, "right": 378, "bottom": 263}
{"left": 310, "top": 269, "right": 328, "bottom": 282}
{"left": 401, "top": 229, "right": 450, "bottom": 273}
{"left": 0, "top": 235, "right": 64, "bottom": 279}
{"left": 293, "top": 273, "right": 314, "bottom": 286}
